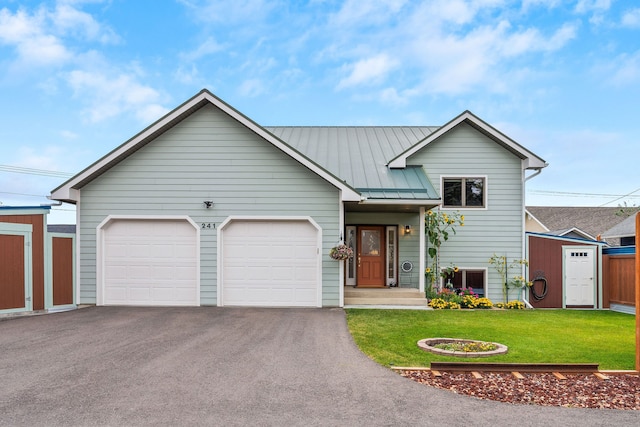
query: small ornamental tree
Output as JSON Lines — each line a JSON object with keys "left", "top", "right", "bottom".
{"left": 424, "top": 209, "right": 464, "bottom": 295}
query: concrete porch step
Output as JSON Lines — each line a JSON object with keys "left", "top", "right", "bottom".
{"left": 345, "top": 297, "right": 428, "bottom": 306}
{"left": 344, "top": 287, "right": 427, "bottom": 306}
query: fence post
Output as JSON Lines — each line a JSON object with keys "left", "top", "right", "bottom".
{"left": 636, "top": 212, "right": 639, "bottom": 372}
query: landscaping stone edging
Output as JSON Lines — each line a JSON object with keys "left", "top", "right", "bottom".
{"left": 417, "top": 338, "right": 508, "bottom": 358}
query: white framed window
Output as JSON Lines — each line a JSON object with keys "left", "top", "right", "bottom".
{"left": 442, "top": 176, "right": 486, "bottom": 208}
{"left": 345, "top": 226, "right": 357, "bottom": 286}
{"left": 386, "top": 226, "right": 397, "bottom": 286}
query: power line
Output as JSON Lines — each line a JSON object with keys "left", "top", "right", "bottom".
{"left": 598, "top": 187, "right": 640, "bottom": 207}
{"left": 0, "top": 190, "right": 48, "bottom": 198}
{"left": 529, "top": 189, "right": 640, "bottom": 199}
{"left": 0, "top": 164, "right": 73, "bottom": 178}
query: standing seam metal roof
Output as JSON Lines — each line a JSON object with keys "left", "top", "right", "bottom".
{"left": 266, "top": 126, "right": 440, "bottom": 199}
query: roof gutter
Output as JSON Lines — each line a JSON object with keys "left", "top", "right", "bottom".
{"left": 525, "top": 167, "right": 543, "bottom": 182}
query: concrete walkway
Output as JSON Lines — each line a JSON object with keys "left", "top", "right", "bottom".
{"left": 0, "top": 307, "right": 636, "bottom": 426}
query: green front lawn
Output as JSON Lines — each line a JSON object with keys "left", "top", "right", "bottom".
{"left": 346, "top": 309, "right": 636, "bottom": 370}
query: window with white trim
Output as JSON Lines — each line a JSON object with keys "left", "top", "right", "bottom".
{"left": 443, "top": 177, "right": 485, "bottom": 208}
{"left": 449, "top": 269, "right": 486, "bottom": 297}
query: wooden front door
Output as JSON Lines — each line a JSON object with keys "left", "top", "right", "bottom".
{"left": 357, "top": 226, "right": 385, "bottom": 287}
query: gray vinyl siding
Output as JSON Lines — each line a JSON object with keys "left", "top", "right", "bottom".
{"left": 77, "top": 104, "right": 341, "bottom": 306}
{"left": 408, "top": 122, "right": 525, "bottom": 302}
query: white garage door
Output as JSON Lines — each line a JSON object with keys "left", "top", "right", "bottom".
{"left": 102, "top": 219, "right": 198, "bottom": 306}
{"left": 222, "top": 220, "right": 319, "bottom": 307}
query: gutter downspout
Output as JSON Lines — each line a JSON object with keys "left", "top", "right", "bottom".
{"left": 523, "top": 167, "right": 543, "bottom": 309}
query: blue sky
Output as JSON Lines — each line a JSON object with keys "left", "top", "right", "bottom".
{"left": 1, "top": 0, "right": 639, "bottom": 224}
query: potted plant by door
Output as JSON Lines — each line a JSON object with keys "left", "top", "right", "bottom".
{"left": 329, "top": 244, "right": 354, "bottom": 261}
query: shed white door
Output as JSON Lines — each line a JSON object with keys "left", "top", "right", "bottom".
{"left": 102, "top": 219, "right": 198, "bottom": 306}
{"left": 564, "top": 247, "right": 595, "bottom": 306}
{"left": 222, "top": 220, "right": 319, "bottom": 307}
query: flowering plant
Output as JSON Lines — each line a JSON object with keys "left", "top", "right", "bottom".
{"left": 509, "top": 275, "right": 533, "bottom": 289}
{"left": 329, "top": 244, "right": 354, "bottom": 260}
{"left": 424, "top": 209, "right": 464, "bottom": 292}
{"left": 489, "top": 254, "right": 530, "bottom": 302}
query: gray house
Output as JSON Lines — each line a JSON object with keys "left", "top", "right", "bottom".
{"left": 50, "top": 89, "right": 547, "bottom": 308}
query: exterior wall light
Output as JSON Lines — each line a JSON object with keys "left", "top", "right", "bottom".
{"left": 404, "top": 225, "right": 411, "bottom": 234}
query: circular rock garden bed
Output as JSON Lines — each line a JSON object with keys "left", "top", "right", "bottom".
{"left": 417, "top": 338, "right": 508, "bottom": 358}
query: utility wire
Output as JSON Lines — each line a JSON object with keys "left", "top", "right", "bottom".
{"left": 0, "top": 164, "right": 73, "bottom": 178}
{"left": 529, "top": 189, "right": 640, "bottom": 199}
{"left": 597, "top": 187, "right": 640, "bottom": 207}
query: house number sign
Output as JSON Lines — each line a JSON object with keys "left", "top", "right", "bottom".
{"left": 201, "top": 223, "right": 216, "bottom": 229}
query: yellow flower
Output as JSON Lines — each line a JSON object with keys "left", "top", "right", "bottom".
{"left": 454, "top": 267, "right": 459, "bottom": 273}
{"left": 460, "top": 215, "right": 465, "bottom": 221}
{"left": 425, "top": 268, "right": 431, "bottom": 274}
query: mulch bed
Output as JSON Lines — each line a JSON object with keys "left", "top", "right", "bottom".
{"left": 399, "top": 370, "right": 640, "bottom": 410}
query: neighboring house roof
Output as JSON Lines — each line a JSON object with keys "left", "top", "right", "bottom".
{"left": 545, "top": 227, "right": 596, "bottom": 241}
{"left": 0, "top": 205, "right": 51, "bottom": 212}
{"left": 48, "top": 224, "right": 76, "bottom": 234}
{"left": 525, "top": 206, "right": 627, "bottom": 244}
{"left": 50, "top": 89, "right": 547, "bottom": 207}
{"left": 602, "top": 213, "right": 638, "bottom": 238}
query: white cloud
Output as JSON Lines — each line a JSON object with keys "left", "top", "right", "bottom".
{"left": 60, "top": 130, "right": 79, "bottom": 139}
{"left": 575, "top": 0, "right": 611, "bottom": 25}
{"left": 51, "top": 3, "right": 120, "bottom": 44}
{"left": 621, "top": 8, "right": 640, "bottom": 28}
{"left": 575, "top": 0, "right": 611, "bottom": 14}
{"left": 0, "top": 7, "right": 71, "bottom": 67}
{"left": 66, "top": 69, "right": 168, "bottom": 123}
{"left": 174, "top": 64, "right": 201, "bottom": 84}
{"left": 0, "top": 2, "right": 118, "bottom": 71}
{"left": 330, "top": 0, "right": 407, "bottom": 27}
{"left": 522, "top": 0, "right": 562, "bottom": 10}
{"left": 604, "top": 51, "right": 640, "bottom": 86}
{"left": 179, "top": 0, "right": 275, "bottom": 24}
{"left": 238, "top": 78, "right": 265, "bottom": 97}
{"left": 337, "top": 54, "right": 398, "bottom": 90}
{"left": 181, "top": 37, "right": 224, "bottom": 61}
{"left": 379, "top": 87, "right": 408, "bottom": 106}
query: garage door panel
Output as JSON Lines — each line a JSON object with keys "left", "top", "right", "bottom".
{"left": 102, "top": 219, "right": 198, "bottom": 306}
{"left": 222, "top": 220, "right": 319, "bottom": 307}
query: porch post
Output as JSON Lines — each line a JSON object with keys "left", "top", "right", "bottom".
{"left": 419, "top": 206, "right": 425, "bottom": 293}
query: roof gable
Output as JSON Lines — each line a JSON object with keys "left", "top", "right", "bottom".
{"left": 387, "top": 110, "right": 547, "bottom": 170}
{"left": 602, "top": 213, "right": 638, "bottom": 238}
{"left": 50, "top": 89, "right": 361, "bottom": 203}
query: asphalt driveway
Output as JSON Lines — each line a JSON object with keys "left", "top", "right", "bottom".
{"left": 0, "top": 307, "right": 636, "bottom": 426}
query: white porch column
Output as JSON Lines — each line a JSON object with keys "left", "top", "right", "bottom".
{"left": 419, "top": 206, "right": 425, "bottom": 293}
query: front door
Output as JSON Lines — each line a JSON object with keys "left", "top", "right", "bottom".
{"left": 357, "top": 226, "right": 385, "bottom": 287}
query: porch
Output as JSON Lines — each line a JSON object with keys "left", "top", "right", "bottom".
{"left": 344, "top": 286, "right": 429, "bottom": 307}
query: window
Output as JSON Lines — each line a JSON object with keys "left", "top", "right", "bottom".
{"left": 449, "top": 269, "right": 486, "bottom": 297}
{"left": 443, "top": 177, "right": 485, "bottom": 208}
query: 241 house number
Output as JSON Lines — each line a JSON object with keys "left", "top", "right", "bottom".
{"left": 201, "top": 223, "right": 216, "bottom": 229}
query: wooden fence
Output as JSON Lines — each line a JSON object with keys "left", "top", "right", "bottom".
{"left": 603, "top": 252, "right": 636, "bottom": 308}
